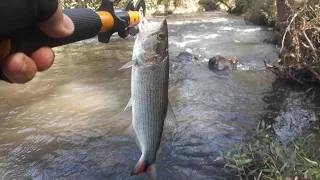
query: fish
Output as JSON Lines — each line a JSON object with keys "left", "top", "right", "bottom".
{"left": 119, "top": 16, "right": 178, "bottom": 180}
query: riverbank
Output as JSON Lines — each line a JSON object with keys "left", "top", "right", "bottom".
{"left": 145, "top": 0, "right": 276, "bottom": 28}
{"left": 216, "top": 119, "right": 320, "bottom": 180}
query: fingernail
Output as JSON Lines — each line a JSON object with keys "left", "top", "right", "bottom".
{"left": 62, "top": 14, "right": 74, "bottom": 33}
{"left": 3, "top": 53, "right": 27, "bottom": 83}
{"left": 15, "top": 54, "right": 27, "bottom": 75}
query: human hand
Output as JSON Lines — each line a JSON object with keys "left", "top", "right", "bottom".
{"left": 2, "top": 2, "right": 74, "bottom": 84}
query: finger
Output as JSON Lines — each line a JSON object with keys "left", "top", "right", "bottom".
{"left": 31, "top": 47, "right": 55, "bottom": 72}
{"left": 2, "top": 53, "right": 37, "bottom": 84}
{"left": 37, "top": 3, "right": 74, "bottom": 38}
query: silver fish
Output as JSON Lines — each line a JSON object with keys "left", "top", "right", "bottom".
{"left": 120, "top": 17, "right": 177, "bottom": 180}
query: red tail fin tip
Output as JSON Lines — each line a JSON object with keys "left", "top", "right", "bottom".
{"left": 146, "top": 164, "right": 157, "bottom": 180}
{"left": 131, "top": 159, "right": 157, "bottom": 179}
{"left": 130, "top": 160, "right": 146, "bottom": 176}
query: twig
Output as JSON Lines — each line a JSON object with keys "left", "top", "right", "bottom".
{"left": 263, "top": 60, "right": 273, "bottom": 69}
{"left": 288, "top": 69, "right": 308, "bottom": 86}
{"left": 301, "top": 41, "right": 310, "bottom": 48}
{"left": 299, "top": 61, "right": 320, "bottom": 69}
{"left": 308, "top": 66, "right": 320, "bottom": 83}
{"left": 281, "top": 12, "right": 300, "bottom": 52}
{"left": 302, "top": 19, "right": 316, "bottom": 51}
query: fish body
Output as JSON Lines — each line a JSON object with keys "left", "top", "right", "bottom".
{"left": 120, "top": 17, "right": 176, "bottom": 180}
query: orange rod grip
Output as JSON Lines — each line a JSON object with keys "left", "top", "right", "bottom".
{"left": 127, "top": 11, "right": 141, "bottom": 27}
{"left": 96, "top": 11, "right": 114, "bottom": 32}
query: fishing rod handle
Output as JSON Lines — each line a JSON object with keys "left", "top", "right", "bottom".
{"left": 0, "top": 8, "right": 111, "bottom": 83}
{"left": 0, "top": 8, "right": 103, "bottom": 58}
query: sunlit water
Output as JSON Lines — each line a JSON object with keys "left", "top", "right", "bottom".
{"left": 0, "top": 11, "right": 319, "bottom": 180}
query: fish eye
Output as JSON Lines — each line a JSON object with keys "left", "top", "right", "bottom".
{"left": 157, "top": 32, "right": 164, "bottom": 40}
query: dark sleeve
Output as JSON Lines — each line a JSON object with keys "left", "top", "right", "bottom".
{"left": 0, "top": 0, "right": 58, "bottom": 40}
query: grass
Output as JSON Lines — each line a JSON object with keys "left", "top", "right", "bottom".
{"left": 215, "top": 120, "right": 320, "bottom": 180}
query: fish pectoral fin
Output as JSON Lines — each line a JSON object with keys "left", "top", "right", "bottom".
{"left": 124, "top": 123, "right": 142, "bottom": 151}
{"left": 156, "top": 146, "right": 162, "bottom": 159}
{"left": 164, "top": 102, "right": 179, "bottom": 131}
{"left": 124, "top": 97, "right": 132, "bottom": 111}
{"left": 158, "top": 146, "right": 162, "bottom": 154}
{"left": 134, "top": 136, "right": 142, "bottom": 151}
{"left": 124, "top": 123, "right": 136, "bottom": 138}
{"left": 118, "top": 60, "right": 136, "bottom": 70}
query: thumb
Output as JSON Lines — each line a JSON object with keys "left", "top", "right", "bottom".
{"left": 37, "top": 3, "right": 74, "bottom": 38}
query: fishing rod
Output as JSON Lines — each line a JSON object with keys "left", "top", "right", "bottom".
{"left": 0, "top": 0, "right": 146, "bottom": 83}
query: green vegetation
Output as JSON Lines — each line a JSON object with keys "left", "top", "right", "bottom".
{"left": 215, "top": 120, "right": 320, "bottom": 180}
{"left": 60, "top": 0, "right": 102, "bottom": 9}
{"left": 232, "top": 0, "right": 277, "bottom": 26}
{"left": 198, "top": 0, "right": 277, "bottom": 26}
{"left": 60, "top": 0, "right": 201, "bottom": 15}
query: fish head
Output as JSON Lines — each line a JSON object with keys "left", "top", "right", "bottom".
{"left": 134, "top": 17, "right": 168, "bottom": 66}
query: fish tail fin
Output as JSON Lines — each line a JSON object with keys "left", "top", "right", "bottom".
{"left": 130, "top": 158, "right": 157, "bottom": 180}
{"left": 130, "top": 157, "right": 146, "bottom": 176}
{"left": 146, "top": 164, "right": 157, "bottom": 180}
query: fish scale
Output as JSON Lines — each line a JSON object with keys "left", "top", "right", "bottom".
{"left": 133, "top": 58, "right": 169, "bottom": 163}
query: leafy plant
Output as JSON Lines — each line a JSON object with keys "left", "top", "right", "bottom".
{"left": 215, "top": 120, "right": 320, "bottom": 180}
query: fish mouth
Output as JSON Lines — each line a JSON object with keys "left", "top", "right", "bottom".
{"left": 159, "top": 18, "right": 167, "bottom": 29}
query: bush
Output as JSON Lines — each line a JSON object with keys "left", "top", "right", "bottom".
{"left": 60, "top": 0, "right": 126, "bottom": 9}
{"left": 230, "top": 0, "right": 277, "bottom": 27}
{"left": 198, "top": 0, "right": 220, "bottom": 11}
{"left": 267, "top": 0, "right": 320, "bottom": 85}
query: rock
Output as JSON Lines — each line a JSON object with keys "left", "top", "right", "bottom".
{"left": 174, "top": 52, "right": 199, "bottom": 63}
{"left": 208, "top": 55, "right": 237, "bottom": 71}
{"left": 263, "top": 38, "right": 277, "bottom": 44}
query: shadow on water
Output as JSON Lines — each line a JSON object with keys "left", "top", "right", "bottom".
{"left": 259, "top": 77, "right": 320, "bottom": 143}
{"left": 261, "top": 79, "right": 307, "bottom": 124}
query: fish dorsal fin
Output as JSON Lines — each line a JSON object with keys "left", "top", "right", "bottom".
{"left": 118, "top": 60, "right": 136, "bottom": 70}
{"left": 124, "top": 97, "right": 132, "bottom": 111}
{"left": 164, "top": 102, "right": 178, "bottom": 132}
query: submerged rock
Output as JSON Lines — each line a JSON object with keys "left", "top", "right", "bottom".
{"left": 208, "top": 55, "right": 237, "bottom": 71}
{"left": 174, "top": 52, "right": 199, "bottom": 63}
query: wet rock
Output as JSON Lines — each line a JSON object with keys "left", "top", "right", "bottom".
{"left": 208, "top": 55, "right": 237, "bottom": 71}
{"left": 174, "top": 52, "right": 199, "bottom": 63}
{"left": 263, "top": 38, "right": 277, "bottom": 45}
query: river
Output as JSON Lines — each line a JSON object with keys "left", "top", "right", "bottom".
{"left": 0, "top": 11, "right": 318, "bottom": 180}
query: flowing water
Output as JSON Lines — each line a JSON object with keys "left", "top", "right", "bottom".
{"left": 0, "top": 11, "right": 319, "bottom": 180}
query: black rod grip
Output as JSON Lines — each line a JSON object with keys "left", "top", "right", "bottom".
{"left": 10, "top": 8, "right": 103, "bottom": 56}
